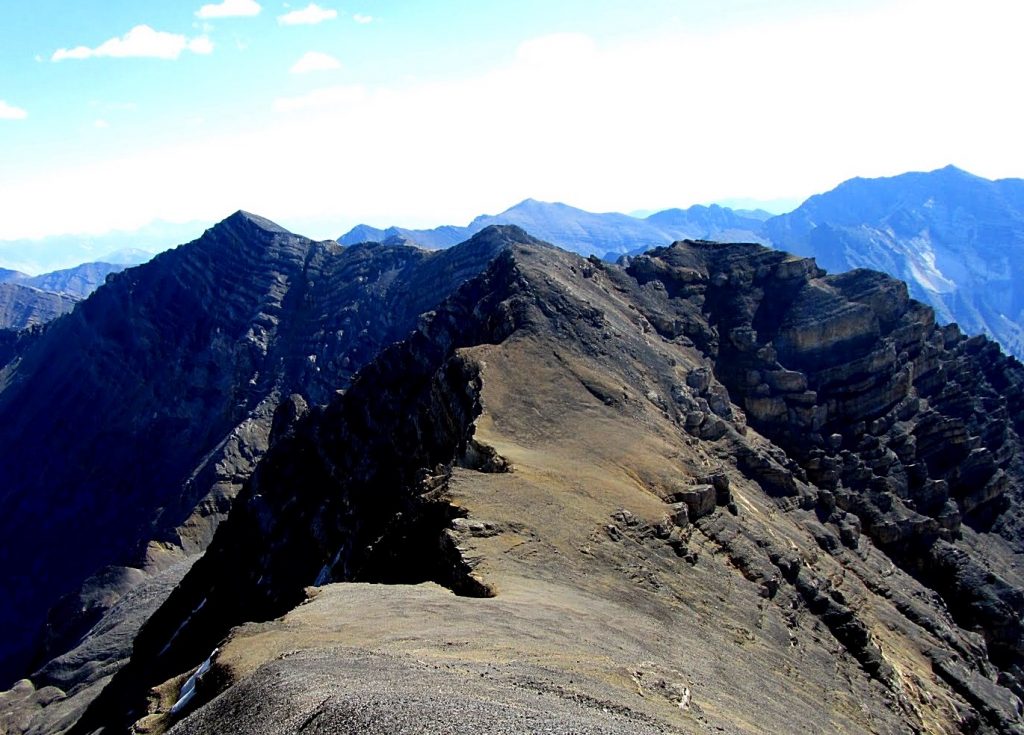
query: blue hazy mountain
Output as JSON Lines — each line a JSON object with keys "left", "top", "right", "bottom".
{"left": 339, "top": 199, "right": 767, "bottom": 258}
{"left": 0, "top": 221, "right": 200, "bottom": 274}
{"left": 95, "top": 248, "right": 154, "bottom": 267}
{"left": 764, "top": 165, "right": 1024, "bottom": 358}
{"left": 0, "top": 268, "right": 26, "bottom": 283}
{"left": 0, "top": 283, "right": 79, "bottom": 330}
{"left": 0, "top": 261, "right": 140, "bottom": 330}
{"left": 22, "top": 261, "right": 126, "bottom": 299}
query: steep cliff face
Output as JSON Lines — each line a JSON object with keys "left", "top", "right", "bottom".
{"left": 0, "top": 212, "right": 510, "bottom": 689}
{"left": 58, "top": 232, "right": 1024, "bottom": 735}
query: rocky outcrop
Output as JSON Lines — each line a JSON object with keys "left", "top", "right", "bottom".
{"left": 624, "top": 241, "right": 1024, "bottom": 717}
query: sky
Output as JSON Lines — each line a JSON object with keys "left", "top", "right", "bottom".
{"left": 0, "top": 0, "right": 1022, "bottom": 250}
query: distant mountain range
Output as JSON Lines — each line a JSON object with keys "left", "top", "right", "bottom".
{"left": 340, "top": 166, "right": 1024, "bottom": 359}
{"left": 0, "top": 219, "right": 197, "bottom": 274}
{"left": 340, "top": 200, "right": 769, "bottom": 258}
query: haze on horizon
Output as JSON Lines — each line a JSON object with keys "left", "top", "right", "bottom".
{"left": 1, "top": 0, "right": 1021, "bottom": 244}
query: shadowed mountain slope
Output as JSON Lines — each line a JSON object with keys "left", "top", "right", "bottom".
{"left": 0, "top": 213, "right": 517, "bottom": 691}
{"left": 51, "top": 231, "right": 1024, "bottom": 735}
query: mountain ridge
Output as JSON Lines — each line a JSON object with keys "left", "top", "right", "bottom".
{"left": 2, "top": 216, "right": 1024, "bottom": 734}
{"left": 5, "top": 222, "right": 1010, "bottom": 735}
{"left": 338, "top": 198, "right": 768, "bottom": 258}
{"left": 337, "top": 167, "right": 1024, "bottom": 360}
{"left": 0, "top": 215, "right": 533, "bottom": 692}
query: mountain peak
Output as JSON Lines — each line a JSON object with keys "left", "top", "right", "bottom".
{"left": 219, "top": 210, "right": 293, "bottom": 236}
{"left": 926, "top": 163, "right": 985, "bottom": 182}
{"left": 509, "top": 197, "right": 546, "bottom": 208}
{"left": 466, "top": 223, "right": 546, "bottom": 249}
{"left": 501, "top": 198, "right": 578, "bottom": 215}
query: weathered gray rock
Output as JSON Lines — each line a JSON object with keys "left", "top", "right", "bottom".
{"left": 667, "top": 484, "right": 716, "bottom": 521}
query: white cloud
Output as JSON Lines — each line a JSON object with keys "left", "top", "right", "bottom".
{"left": 196, "top": 0, "right": 261, "bottom": 19}
{"left": 4, "top": 0, "right": 1024, "bottom": 240}
{"left": 289, "top": 51, "right": 342, "bottom": 74}
{"left": 188, "top": 36, "right": 215, "bottom": 54}
{"left": 94, "top": 119, "right": 110, "bottom": 129}
{"left": 352, "top": 14, "right": 372, "bottom": 24}
{"left": 0, "top": 101, "right": 27, "bottom": 120}
{"left": 52, "top": 26, "right": 213, "bottom": 61}
{"left": 279, "top": 3, "right": 337, "bottom": 26}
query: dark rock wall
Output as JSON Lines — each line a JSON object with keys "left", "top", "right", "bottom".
{"left": 0, "top": 215, "right": 513, "bottom": 686}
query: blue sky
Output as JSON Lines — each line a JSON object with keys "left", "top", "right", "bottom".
{"left": 0, "top": 0, "right": 1021, "bottom": 250}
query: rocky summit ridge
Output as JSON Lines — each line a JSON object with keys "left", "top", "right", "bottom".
{"left": 2, "top": 216, "right": 1024, "bottom": 734}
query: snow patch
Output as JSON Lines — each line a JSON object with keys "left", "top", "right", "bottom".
{"left": 170, "top": 647, "right": 219, "bottom": 716}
